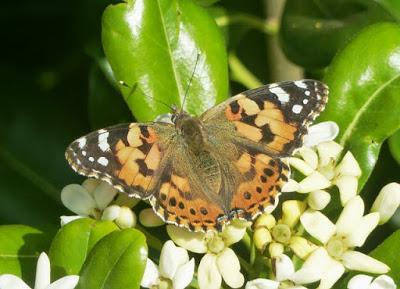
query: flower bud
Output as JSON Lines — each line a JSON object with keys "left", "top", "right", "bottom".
{"left": 139, "top": 208, "right": 165, "bottom": 227}
{"left": 371, "top": 183, "right": 400, "bottom": 224}
{"left": 289, "top": 236, "right": 317, "bottom": 259}
{"left": 253, "top": 228, "right": 272, "bottom": 252}
{"left": 281, "top": 200, "right": 306, "bottom": 228}
{"left": 254, "top": 214, "right": 276, "bottom": 230}
{"left": 307, "top": 190, "right": 331, "bottom": 210}
{"left": 115, "top": 206, "right": 136, "bottom": 228}
{"left": 269, "top": 242, "right": 284, "bottom": 258}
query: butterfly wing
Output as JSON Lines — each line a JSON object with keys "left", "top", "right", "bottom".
{"left": 201, "top": 79, "right": 328, "bottom": 222}
{"left": 65, "top": 122, "right": 174, "bottom": 198}
{"left": 201, "top": 79, "right": 328, "bottom": 157}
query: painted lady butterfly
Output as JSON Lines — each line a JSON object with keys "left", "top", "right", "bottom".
{"left": 66, "top": 80, "right": 328, "bottom": 232}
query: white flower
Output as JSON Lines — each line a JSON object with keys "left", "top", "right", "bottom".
{"left": 141, "top": 240, "right": 194, "bottom": 289}
{"left": 244, "top": 254, "right": 312, "bottom": 289}
{"left": 139, "top": 208, "right": 165, "bottom": 227}
{"left": 253, "top": 201, "right": 317, "bottom": 259}
{"left": 60, "top": 179, "right": 138, "bottom": 228}
{"left": 297, "top": 196, "right": 389, "bottom": 289}
{"left": 284, "top": 140, "right": 362, "bottom": 207}
{"left": 0, "top": 252, "right": 79, "bottom": 289}
{"left": 303, "top": 121, "right": 339, "bottom": 148}
{"left": 347, "top": 274, "right": 396, "bottom": 289}
{"left": 167, "top": 220, "right": 249, "bottom": 289}
{"left": 371, "top": 183, "right": 400, "bottom": 224}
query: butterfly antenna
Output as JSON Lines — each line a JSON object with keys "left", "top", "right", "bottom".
{"left": 180, "top": 52, "right": 201, "bottom": 113}
{"left": 119, "top": 81, "right": 174, "bottom": 112}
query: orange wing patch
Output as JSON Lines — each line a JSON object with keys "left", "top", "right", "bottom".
{"left": 230, "top": 152, "right": 288, "bottom": 221}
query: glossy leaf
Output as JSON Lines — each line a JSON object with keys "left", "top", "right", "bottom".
{"left": 333, "top": 230, "right": 400, "bottom": 288}
{"left": 49, "top": 218, "right": 119, "bottom": 279}
{"left": 0, "top": 225, "right": 56, "bottom": 285}
{"left": 319, "top": 23, "right": 400, "bottom": 188}
{"left": 77, "top": 229, "right": 147, "bottom": 289}
{"left": 388, "top": 129, "right": 400, "bottom": 165}
{"left": 280, "top": 0, "right": 400, "bottom": 68}
{"left": 102, "top": 0, "right": 228, "bottom": 121}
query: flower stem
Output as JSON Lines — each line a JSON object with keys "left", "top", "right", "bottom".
{"left": 215, "top": 13, "right": 278, "bottom": 35}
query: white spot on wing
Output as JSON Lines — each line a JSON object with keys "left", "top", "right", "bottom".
{"left": 294, "top": 80, "right": 308, "bottom": 89}
{"left": 89, "top": 157, "right": 94, "bottom": 162}
{"left": 303, "top": 99, "right": 309, "bottom": 104}
{"left": 97, "top": 157, "right": 109, "bottom": 166}
{"left": 292, "top": 104, "right": 303, "bottom": 114}
{"left": 77, "top": 137, "right": 86, "bottom": 148}
{"left": 82, "top": 151, "right": 86, "bottom": 156}
{"left": 270, "top": 87, "right": 290, "bottom": 103}
{"left": 305, "top": 90, "right": 311, "bottom": 96}
{"left": 98, "top": 131, "right": 110, "bottom": 152}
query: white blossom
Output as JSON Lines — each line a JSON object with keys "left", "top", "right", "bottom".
{"left": 347, "top": 274, "right": 396, "bottom": 289}
{"left": 371, "top": 183, "right": 400, "bottom": 224}
{"left": 141, "top": 240, "right": 194, "bottom": 289}
{"left": 0, "top": 252, "right": 79, "bottom": 289}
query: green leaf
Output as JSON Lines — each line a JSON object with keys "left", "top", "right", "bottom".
{"left": 280, "top": 0, "right": 400, "bottom": 68}
{"left": 319, "top": 23, "right": 400, "bottom": 188}
{"left": 333, "top": 230, "right": 400, "bottom": 288}
{"left": 388, "top": 129, "right": 400, "bottom": 165}
{"left": 77, "top": 229, "right": 147, "bottom": 289}
{"left": 102, "top": 0, "right": 228, "bottom": 121}
{"left": 49, "top": 218, "right": 119, "bottom": 279}
{"left": 0, "top": 225, "right": 56, "bottom": 285}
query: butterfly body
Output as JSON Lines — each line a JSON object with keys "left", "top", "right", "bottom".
{"left": 66, "top": 80, "right": 328, "bottom": 231}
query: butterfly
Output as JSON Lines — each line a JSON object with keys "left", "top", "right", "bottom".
{"left": 65, "top": 79, "right": 328, "bottom": 232}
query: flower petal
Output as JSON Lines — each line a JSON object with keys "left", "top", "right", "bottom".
{"left": 346, "top": 212, "right": 379, "bottom": 247}
{"left": 0, "top": 274, "right": 31, "bottom": 289}
{"left": 35, "top": 252, "right": 50, "bottom": 289}
{"left": 274, "top": 254, "right": 295, "bottom": 282}
{"left": 317, "top": 141, "right": 343, "bottom": 167}
{"left": 370, "top": 275, "right": 396, "bottom": 289}
{"left": 298, "top": 147, "right": 319, "bottom": 170}
{"left": 281, "top": 179, "right": 300, "bottom": 192}
{"left": 288, "top": 157, "right": 314, "bottom": 176}
{"left": 303, "top": 122, "right": 339, "bottom": 147}
{"left": 61, "top": 184, "right": 96, "bottom": 216}
{"left": 317, "top": 258, "right": 345, "bottom": 289}
{"left": 335, "top": 151, "right": 361, "bottom": 177}
{"left": 60, "top": 216, "right": 84, "bottom": 227}
{"left": 334, "top": 175, "right": 359, "bottom": 206}
{"left": 159, "top": 240, "right": 189, "bottom": 280}
{"left": 281, "top": 200, "right": 306, "bottom": 228}
{"left": 198, "top": 254, "right": 222, "bottom": 289}
{"left": 335, "top": 196, "right": 364, "bottom": 237}
{"left": 46, "top": 276, "right": 80, "bottom": 289}
{"left": 166, "top": 225, "right": 207, "bottom": 253}
{"left": 139, "top": 208, "right": 164, "bottom": 227}
{"left": 173, "top": 258, "right": 195, "bottom": 289}
{"left": 307, "top": 190, "right": 331, "bottom": 211}
{"left": 216, "top": 248, "right": 244, "bottom": 288}
{"left": 291, "top": 248, "right": 330, "bottom": 284}
{"left": 140, "top": 258, "right": 159, "bottom": 288}
{"left": 371, "top": 183, "right": 400, "bottom": 225}
{"left": 245, "top": 278, "right": 279, "bottom": 289}
{"left": 341, "top": 251, "right": 390, "bottom": 274}
{"left": 300, "top": 210, "right": 336, "bottom": 244}
{"left": 297, "top": 172, "right": 331, "bottom": 193}
{"left": 91, "top": 181, "right": 118, "bottom": 210}
{"left": 347, "top": 274, "right": 373, "bottom": 289}
{"left": 221, "top": 221, "right": 247, "bottom": 246}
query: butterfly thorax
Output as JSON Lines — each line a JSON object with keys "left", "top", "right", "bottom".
{"left": 174, "top": 112, "right": 206, "bottom": 155}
